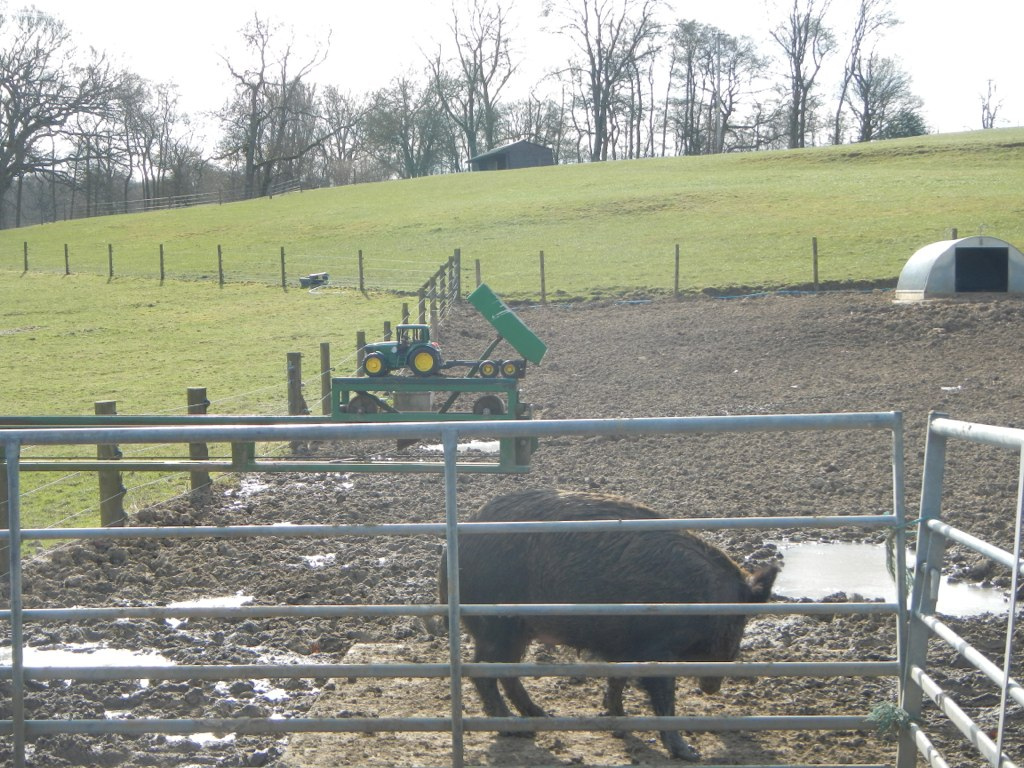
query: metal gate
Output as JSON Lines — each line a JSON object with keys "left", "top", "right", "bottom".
{"left": 898, "top": 413, "right": 1023, "bottom": 768}
{"left": 0, "top": 410, "right": 950, "bottom": 768}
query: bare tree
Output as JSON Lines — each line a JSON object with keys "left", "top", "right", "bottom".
{"left": 980, "top": 80, "right": 1001, "bottom": 129}
{"left": 429, "top": 0, "right": 517, "bottom": 163}
{"left": 363, "top": 75, "right": 455, "bottom": 179}
{"left": 216, "top": 14, "right": 334, "bottom": 198}
{"left": 545, "top": 0, "right": 663, "bottom": 161}
{"left": 0, "top": 7, "right": 120, "bottom": 227}
{"left": 501, "top": 90, "right": 573, "bottom": 162}
{"left": 665, "top": 21, "right": 766, "bottom": 156}
{"left": 832, "top": 0, "right": 898, "bottom": 144}
{"left": 313, "top": 87, "right": 366, "bottom": 185}
{"left": 846, "top": 52, "right": 921, "bottom": 141}
{"left": 770, "top": 0, "right": 836, "bottom": 149}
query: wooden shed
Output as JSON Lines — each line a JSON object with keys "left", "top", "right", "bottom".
{"left": 894, "top": 236, "right": 1024, "bottom": 301}
{"left": 469, "top": 140, "right": 554, "bottom": 172}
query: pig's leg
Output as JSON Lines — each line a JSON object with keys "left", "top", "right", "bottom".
{"left": 603, "top": 677, "right": 629, "bottom": 739}
{"left": 468, "top": 620, "right": 542, "bottom": 731}
{"left": 501, "top": 677, "right": 548, "bottom": 717}
{"left": 639, "top": 676, "right": 700, "bottom": 761}
{"left": 603, "top": 677, "right": 627, "bottom": 716}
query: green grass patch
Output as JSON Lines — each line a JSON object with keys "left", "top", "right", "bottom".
{"left": 1, "top": 273, "right": 399, "bottom": 529}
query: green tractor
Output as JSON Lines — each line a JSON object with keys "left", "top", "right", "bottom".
{"left": 359, "top": 284, "right": 547, "bottom": 380}
{"left": 362, "top": 324, "right": 443, "bottom": 377}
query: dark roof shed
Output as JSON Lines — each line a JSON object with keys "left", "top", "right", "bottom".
{"left": 469, "top": 140, "right": 554, "bottom": 172}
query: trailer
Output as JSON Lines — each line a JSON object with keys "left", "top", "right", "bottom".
{"left": 332, "top": 284, "right": 546, "bottom": 472}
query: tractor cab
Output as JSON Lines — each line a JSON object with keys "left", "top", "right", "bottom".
{"left": 396, "top": 324, "right": 430, "bottom": 348}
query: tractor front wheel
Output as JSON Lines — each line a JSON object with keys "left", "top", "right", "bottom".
{"left": 408, "top": 347, "right": 441, "bottom": 376}
{"left": 363, "top": 352, "right": 389, "bottom": 377}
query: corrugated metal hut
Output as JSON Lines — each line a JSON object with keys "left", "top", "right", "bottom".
{"left": 894, "top": 236, "right": 1024, "bottom": 301}
{"left": 469, "top": 140, "right": 554, "bottom": 171}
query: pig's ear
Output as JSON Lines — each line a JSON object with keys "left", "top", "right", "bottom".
{"left": 747, "top": 564, "right": 780, "bottom": 602}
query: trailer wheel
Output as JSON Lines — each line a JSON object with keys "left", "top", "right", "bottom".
{"left": 472, "top": 395, "right": 505, "bottom": 416}
{"left": 363, "top": 352, "right": 388, "bottom": 377}
{"left": 501, "top": 359, "right": 522, "bottom": 378}
{"left": 408, "top": 347, "right": 441, "bottom": 376}
{"left": 478, "top": 360, "right": 499, "bottom": 378}
{"left": 347, "top": 394, "right": 379, "bottom": 414}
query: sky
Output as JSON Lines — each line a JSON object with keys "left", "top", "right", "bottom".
{"left": 19, "top": 0, "right": 1024, "bottom": 142}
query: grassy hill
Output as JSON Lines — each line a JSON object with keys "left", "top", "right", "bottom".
{"left": 2, "top": 127, "right": 1023, "bottom": 528}
{"left": 5, "top": 128, "right": 1023, "bottom": 298}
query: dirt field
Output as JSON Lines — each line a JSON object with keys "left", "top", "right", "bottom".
{"left": 2, "top": 290, "right": 1023, "bottom": 767}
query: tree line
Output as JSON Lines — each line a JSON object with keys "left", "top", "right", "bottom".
{"left": 0, "top": 0, "right": 1002, "bottom": 230}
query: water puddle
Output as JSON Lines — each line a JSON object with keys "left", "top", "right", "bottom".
{"left": 233, "top": 477, "right": 270, "bottom": 497}
{"left": 299, "top": 553, "right": 337, "bottom": 569}
{"left": 165, "top": 592, "right": 254, "bottom": 629}
{"left": 420, "top": 440, "right": 501, "bottom": 455}
{"left": 0, "top": 643, "right": 173, "bottom": 685}
{"left": 774, "top": 541, "right": 1009, "bottom": 616}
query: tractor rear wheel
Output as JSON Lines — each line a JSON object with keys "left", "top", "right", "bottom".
{"left": 408, "top": 347, "right": 441, "bottom": 376}
{"left": 363, "top": 352, "right": 388, "bottom": 377}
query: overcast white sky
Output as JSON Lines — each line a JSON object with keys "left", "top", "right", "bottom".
{"left": 23, "top": 0, "right": 1024, "bottom": 142}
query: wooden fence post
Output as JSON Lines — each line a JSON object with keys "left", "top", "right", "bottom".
{"left": 108, "top": 244, "right": 114, "bottom": 279}
{"left": 287, "top": 352, "right": 308, "bottom": 415}
{"left": 674, "top": 244, "right": 680, "bottom": 296}
{"left": 384, "top": 321, "right": 392, "bottom": 340}
{"left": 356, "top": 332, "right": 367, "bottom": 375}
{"left": 280, "top": 247, "right": 287, "bottom": 290}
{"left": 539, "top": 250, "right": 547, "bottom": 304}
{"left": 453, "top": 248, "right": 462, "bottom": 300}
{"left": 951, "top": 228, "right": 958, "bottom": 239}
{"left": 23, "top": 241, "right": 28, "bottom": 272}
{"left": 429, "top": 278, "right": 438, "bottom": 332}
{"left": 812, "top": 237, "right": 819, "bottom": 292}
{"left": 475, "top": 258, "right": 481, "bottom": 287}
{"left": 217, "top": 245, "right": 224, "bottom": 287}
{"left": 320, "top": 342, "right": 332, "bottom": 415}
{"left": 159, "top": 244, "right": 165, "bottom": 283}
{"left": 417, "top": 289, "right": 427, "bottom": 323}
{"left": 358, "top": 249, "right": 365, "bottom": 292}
{"left": 187, "top": 387, "right": 211, "bottom": 493}
{"left": 95, "top": 400, "right": 125, "bottom": 527}
{"left": 402, "top": 302, "right": 410, "bottom": 324}
{"left": 64, "top": 244, "right": 70, "bottom": 276}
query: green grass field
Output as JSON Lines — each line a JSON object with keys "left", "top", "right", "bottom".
{"left": 2, "top": 127, "right": 1023, "bottom": 530}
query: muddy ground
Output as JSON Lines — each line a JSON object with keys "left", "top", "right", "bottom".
{"left": 2, "top": 290, "right": 1023, "bottom": 767}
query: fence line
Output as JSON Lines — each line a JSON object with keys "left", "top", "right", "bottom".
{"left": 8, "top": 240, "right": 849, "bottom": 298}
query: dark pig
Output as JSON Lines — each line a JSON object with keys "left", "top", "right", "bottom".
{"left": 439, "top": 489, "right": 778, "bottom": 761}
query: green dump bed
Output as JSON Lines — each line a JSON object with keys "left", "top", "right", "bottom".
{"left": 467, "top": 283, "right": 547, "bottom": 364}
